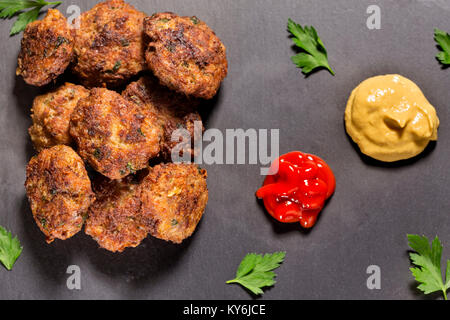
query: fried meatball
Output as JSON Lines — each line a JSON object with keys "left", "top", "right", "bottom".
{"left": 72, "top": 0, "right": 147, "bottom": 87}
{"left": 29, "top": 83, "right": 90, "bottom": 151}
{"left": 122, "top": 76, "right": 203, "bottom": 161}
{"left": 140, "top": 163, "right": 208, "bottom": 243}
{"left": 70, "top": 88, "right": 161, "bottom": 180}
{"left": 17, "top": 9, "right": 74, "bottom": 86}
{"left": 85, "top": 175, "right": 154, "bottom": 252}
{"left": 143, "top": 12, "right": 227, "bottom": 99}
{"left": 25, "top": 145, "right": 95, "bottom": 243}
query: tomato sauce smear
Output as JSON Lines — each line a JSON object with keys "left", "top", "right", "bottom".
{"left": 256, "top": 151, "right": 336, "bottom": 228}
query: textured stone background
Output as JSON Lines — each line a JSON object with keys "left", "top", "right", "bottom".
{"left": 0, "top": 0, "right": 449, "bottom": 299}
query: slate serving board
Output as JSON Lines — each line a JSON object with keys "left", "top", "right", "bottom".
{"left": 1, "top": 0, "right": 449, "bottom": 300}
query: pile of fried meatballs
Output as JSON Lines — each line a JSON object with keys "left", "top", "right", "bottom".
{"left": 21, "top": 0, "right": 227, "bottom": 252}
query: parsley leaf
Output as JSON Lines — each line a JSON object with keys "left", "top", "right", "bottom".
{"left": 288, "top": 18, "right": 334, "bottom": 76}
{"left": 226, "top": 252, "right": 286, "bottom": 295}
{"left": 434, "top": 28, "right": 450, "bottom": 65}
{"left": 408, "top": 234, "right": 449, "bottom": 300}
{"left": 10, "top": 5, "right": 39, "bottom": 35}
{"left": 0, "top": 225, "right": 22, "bottom": 270}
{"left": 0, "top": 0, "right": 62, "bottom": 36}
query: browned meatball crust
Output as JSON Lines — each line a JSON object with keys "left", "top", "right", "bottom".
{"left": 25, "top": 145, "right": 95, "bottom": 243}
{"left": 29, "top": 83, "right": 90, "bottom": 151}
{"left": 69, "top": 88, "right": 161, "bottom": 180}
{"left": 122, "top": 76, "right": 203, "bottom": 161}
{"left": 16, "top": 9, "right": 74, "bottom": 86}
{"left": 144, "top": 12, "right": 227, "bottom": 99}
{"left": 85, "top": 175, "right": 155, "bottom": 252}
{"left": 72, "top": 0, "right": 147, "bottom": 87}
{"left": 140, "top": 163, "right": 208, "bottom": 243}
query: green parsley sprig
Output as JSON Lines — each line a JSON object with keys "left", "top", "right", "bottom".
{"left": 408, "top": 234, "right": 449, "bottom": 300}
{"left": 0, "top": 0, "right": 62, "bottom": 36}
{"left": 0, "top": 225, "right": 22, "bottom": 270}
{"left": 287, "top": 18, "right": 334, "bottom": 76}
{"left": 434, "top": 28, "right": 450, "bottom": 66}
{"left": 226, "top": 252, "right": 286, "bottom": 295}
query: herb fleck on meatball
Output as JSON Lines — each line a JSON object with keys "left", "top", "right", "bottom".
{"left": 29, "top": 83, "right": 90, "bottom": 151}
{"left": 25, "top": 145, "right": 95, "bottom": 243}
{"left": 17, "top": 9, "right": 74, "bottom": 86}
{"left": 70, "top": 88, "right": 162, "bottom": 180}
{"left": 144, "top": 12, "right": 228, "bottom": 99}
{"left": 72, "top": 0, "right": 147, "bottom": 87}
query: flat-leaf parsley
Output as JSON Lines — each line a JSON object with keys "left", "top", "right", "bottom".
{"left": 434, "top": 28, "right": 450, "bottom": 65}
{"left": 0, "top": 0, "right": 62, "bottom": 36}
{"left": 288, "top": 18, "right": 334, "bottom": 76}
{"left": 408, "top": 234, "right": 449, "bottom": 300}
{"left": 0, "top": 225, "right": 22, "bottom": 270}
{"left": 226, "top": 252, "right": 286, "bottom": 295}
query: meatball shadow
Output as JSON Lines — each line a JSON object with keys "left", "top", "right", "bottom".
{"left": 83, "top": 230, "right": 194, "bottom": 285}
{"left": 19, "top": 195, "right": 73, "bottom": 284}
{"left": 13, "top": 73, "right": 76, "bottom": 118}
{"left": 13, "top": 77, "right": 41, "bottom": 159}
{"left": 344, "top": 126, "right": 437, "bottom": 168}
{"left": 21, "top": 192, "right": 194, "bottom": 288}
{"left": 13, "top": 77, "right": 42, "bottom": 117}
{"left": 198, "top": 86, "right": 224, "bottom": 126}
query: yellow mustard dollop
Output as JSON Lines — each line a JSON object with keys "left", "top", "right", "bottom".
{"left": 345, "top": 74, "right": 439, "bottom": 162}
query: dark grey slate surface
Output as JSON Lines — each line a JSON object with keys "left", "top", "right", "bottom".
{"left": 0, "top": 0, "right": 449, "bottom": 300}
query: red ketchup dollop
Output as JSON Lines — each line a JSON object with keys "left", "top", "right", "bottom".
{"left": 256, "top": 151, "right": 335, "bottom": 228}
